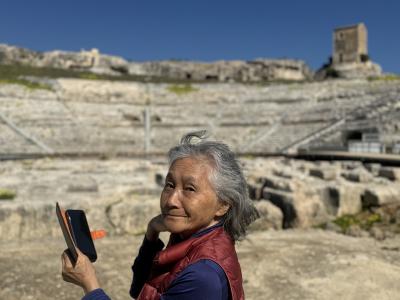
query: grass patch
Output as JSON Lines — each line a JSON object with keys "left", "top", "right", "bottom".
{"left": 167, "top": 84, "right": 198, "bottom": 95}
{"left": 0, "top": 78, "right": 52, "bottom": 90}
{"left": 0, "top": 188, "right": 16, "bottom": 200}
{"left": 333, "top": 215, "right": 360, "bottom": 232}
{"left": 368, "top": 74, "right": 400, "bottom": 81}
{"left": 330, "top": 213, "right": 382, "bottom": 232}
{"left": 0, "top": 63, "right": 212, "bottom": 85}
{"left": 79, "top": 72, "right": 101, "bottom": 80}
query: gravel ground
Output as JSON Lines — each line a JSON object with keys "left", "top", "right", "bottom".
{"left": 1, "top": 230, "right": 400, "bottom": 300}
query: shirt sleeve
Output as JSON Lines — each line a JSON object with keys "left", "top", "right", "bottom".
{"left": 160, "top": 259, "right": 229, "bottom": 300}
{"left": 81, "top": 289, "right": 111, "bottom": 300}
{"left": 130, "top": 237, "right": 165, "bottom": 298}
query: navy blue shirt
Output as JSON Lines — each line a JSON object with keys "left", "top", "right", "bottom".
{"left": 83, "top": 223, "right": 229, "bottom": 300}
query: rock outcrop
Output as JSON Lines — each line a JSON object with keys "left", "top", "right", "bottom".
{"left": 246, "top": 158, "right": 400, "bottom": 236}
{"left": 0, "top": 44, "right": 312, "bottom": 82}
{"left": 136, "top": 59, "right": 313, "bottom": 82}
{"left": 332, "top": 61, "right": 382, "bottom": 79}
{"left": 0, "top": 44, "right": 129, "bottom": 75}
{"left": 315, "top": 60, "right": 382, "bottom": 80}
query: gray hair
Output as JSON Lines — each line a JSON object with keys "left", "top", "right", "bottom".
{"left": 167, "top": 130, "right": 259, "bottom": 241}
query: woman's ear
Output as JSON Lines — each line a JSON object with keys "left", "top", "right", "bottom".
{"left": 215, "top": 202, "right": 230, "bottom": 217}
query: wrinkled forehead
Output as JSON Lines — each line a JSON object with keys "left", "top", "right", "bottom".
{"left": 169, "top": 154, "right": 215, "bottom": 169}
{"left": 167, "top": 155, "right": 216, "bottom": 180}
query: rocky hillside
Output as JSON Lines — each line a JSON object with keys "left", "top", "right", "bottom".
{"left": 0, "top": 44, "right": 312, "bottom": 82}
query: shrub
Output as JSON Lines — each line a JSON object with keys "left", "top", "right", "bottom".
{"left": 0, "top": 189, "right": 16, "bottom": 200}
{"left": 368, "top": 74, "right": 400, "bottom": 81}
{"left": 332, "top": 212, "right": 382, "bottom": 232}
{"left": 325, "top": 67, "right": 339, "bottom": 78}
{"left": 167, "top": 84, "right": 198, "bottom": 95}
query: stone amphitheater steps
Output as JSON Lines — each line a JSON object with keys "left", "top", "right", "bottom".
{"left": 1, "top": 78, "right": 399, "bottom": 155}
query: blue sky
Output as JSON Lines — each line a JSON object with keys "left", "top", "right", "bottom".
{"left": 1, "top": 0, "right": 399, "bottom": 73}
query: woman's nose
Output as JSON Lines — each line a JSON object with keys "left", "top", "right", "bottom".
{"left": 164, "top": 189, "right": 181, "bottom": 208}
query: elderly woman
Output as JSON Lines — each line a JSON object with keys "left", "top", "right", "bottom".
{"left": 62, "top": 131, "right": 259, "bottom": 300}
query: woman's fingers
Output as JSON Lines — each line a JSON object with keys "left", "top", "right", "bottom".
{"left": 61, "top": 250, "right": 78, "bottom": 285}
{"left": 152, "top": 214, "right": 168, "bottom": 232}
{"left": 62, "top": 250, "right": 73, "bottom": 266}
{"left": 146, "top": 214, "right": 168, "bottom": 241}
{"left": 60, "top": 248, "right": 100, "bottom": 293}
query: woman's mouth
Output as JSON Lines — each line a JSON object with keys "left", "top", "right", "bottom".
{"left": 162, "top": 213, "right": 188, "bottom": 218}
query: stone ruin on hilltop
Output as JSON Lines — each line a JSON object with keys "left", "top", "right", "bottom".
{"left": 316, "top": 23, "right": 382, "bottom": 79}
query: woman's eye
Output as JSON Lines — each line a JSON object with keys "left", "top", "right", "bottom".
{"left": 165, "top": 182, "right": 174, "bottom": 189}
{"left": 185, "top": 186, "right": 196, "bottom": 192}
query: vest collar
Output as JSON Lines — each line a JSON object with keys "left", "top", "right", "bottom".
{"left": 154, "top": 226, "right": 225, "bottom": 267}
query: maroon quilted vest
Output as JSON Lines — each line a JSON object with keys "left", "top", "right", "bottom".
{"left": 137, "top": 227, "right": 244, "bottom": 300}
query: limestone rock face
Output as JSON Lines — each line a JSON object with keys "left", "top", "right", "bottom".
{"left": 245, "top": 158, "right": 400, "bottom": 231}
{"left": 363, "top": 185, "right": 400, "bottom": 207}
{"left": 249, "top": 200, "right": 283, "bottom": 230}
{"left": 333, "top": 61, "right": 382, "bottom": 79}
{"left": 316, "top": 61, "right": 382, "bottom": 79}
{"left": 378, "top": 167, "right": 400, "bottom": 181}
{"left": 136, "top": 59, "right": 313, "bottom": 82}
{"left": 0, "top": 44, "right": 312, "bottom": 82}
{"left": 0, "top": 44, "right": 129, "bottom": 75}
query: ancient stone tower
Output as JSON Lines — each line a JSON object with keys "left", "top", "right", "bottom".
{"left": 332, "top": 23, "right": 368, "bottom": 65}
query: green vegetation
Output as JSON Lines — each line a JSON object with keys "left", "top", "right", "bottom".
{"left": 333, "top": 215, "right": 360, "bottom": 231}
{"left": 79, "top": 72, "right": 101, "bottom": 80}
{"left": 167, "top": 84, "right": 198, "bottom": 95}
{"left": 331, "top": 213, "right": 382, "bottom": 232}
{"left": 0, "top": 78, "right": 52, "bottom": 90}
{"left": 0, "top": 63, "right": 212, "bottom": 85}
{"left": 0, "top": 188, "right": 16, "bottom": 200}
{"left": 368, "top": 74, "right": 400, "bottom": 81}
{"left": 325, "top": 67, "right": 340, "bottom": 78}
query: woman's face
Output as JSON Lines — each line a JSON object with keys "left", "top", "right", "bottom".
{"left": 160, "top": 156, "right": 228, "bottom": 238}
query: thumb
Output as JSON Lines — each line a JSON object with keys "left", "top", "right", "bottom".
{"left": 91, "top": 230, "right": 106, "bottom": 240}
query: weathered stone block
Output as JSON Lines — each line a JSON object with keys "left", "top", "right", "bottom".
{"left": 362, "top": 185, "right": 400, "bottom": 208}
{"left": 378, "top": 167, "right": 400, "bottom": 181}
{"left": 248, "top": 200, "right": 283, "bottom": 230}
{"left": 258, "top": 175, "right": 293, "bottom": 192}
{"left": 341, "top": 168, "right": 374, "bottom": 183}
{"left": 365, "top": 163, "right": 381, "bottom": 176}
{"left": 309, "top": 168, "right": 337, "bottom": 180}
{"left": 263, "top": 187, "right": 295, "bottom": 228}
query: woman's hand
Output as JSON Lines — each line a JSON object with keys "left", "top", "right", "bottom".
{"left": 61, "top": 249, "right": 100, "bottom": 294}
{"left": 145, "top": 214, "right": 168, "bottom": 241}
